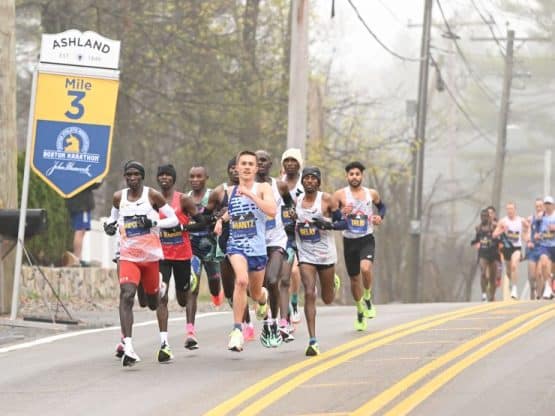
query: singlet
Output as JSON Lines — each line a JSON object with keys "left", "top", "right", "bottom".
{"left": 475, "top": 225, "right": 498, "bottom": 259}
{"left": 186, "top": 188, "right": 212, "bottom": 237}
{"left": 342, "top": 186, "right": 374, "bottom": 239}
{"left": 118, "top": 186, "right": 163, "bottom": 262}
{"left": 538, "top": 212, "right": 555, "bottom": 248}
{"left": 265, "top": 178, "right": 287, "bottom": 249}
{"left": 227, "top": 183, "right": 267, "bottom": 257}
{"left": 159, "top": 191, "right": 192, "bottom": 261}
{"left": 502, "top": 216, "right": 523, "bottom": 248}
{"left": 295, "top": 192, "right": 337, "bottom": 265}
{"left": 529, "top": 214, "right": 543, "bottom": 250}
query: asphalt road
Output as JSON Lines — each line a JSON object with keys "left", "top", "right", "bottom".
{"left": 1, "top": 301, "right": 554, "bottom": 416}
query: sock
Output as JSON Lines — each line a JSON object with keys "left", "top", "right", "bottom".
{"left": 363, "top": 288, "right": 372, "bottom": 300}
{"left": 356, "top": 298, "right": 366, "bottom": 313}
{"left": 186, "top": 323, "right": 194, "bottom": 334}
{"left": 291, "top": 293, "right": 298, "bottom": 305}
{"left": 279, "top": 318, "right": 288, "bottom": 327}
{"left": 309, "top": 337, "right": 317, "bottom": 345}
{"left": 160, "top": 331, "right": 168, "bottom": 345}
{"left": 233, "top": 323, "right": 242, "bottom": 331}
{"left": 123, "top": 337, "right": 133, "bottom": 352}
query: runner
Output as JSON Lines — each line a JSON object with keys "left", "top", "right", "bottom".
{"left": 256, "top": 150, "right": 295, "bottom": 346}
{"left": 214, "top": 150, "right": 276, "bottom": 352}
{"left": 295, "top": 167, "right": 345, "bottom": 356}
{"left": 536, "top": 196, "right": 555, "bottom": 299}
{"left": 280, "top": 148, "right": 304, "bottom": 324}
{"left": 471, "top": 209, "right": 499, "bottom": 302}
{"left": 526, "top": 198, "right": 544, "bottom": 299}
{"left": 155, "top": 164, "right": 199, "bottom": 360}
{"left": 103, "top": 160, "right": 179, "bottom": 367}
{"left": 493, "top": 202, "right": 530, "bottom": 299}
{"left": 185, "top": 165, "right": 223, "bottom": 348}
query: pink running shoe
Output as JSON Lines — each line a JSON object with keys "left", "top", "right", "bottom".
{"left": 242, "top": 323, "right": 255, "bottom": 341}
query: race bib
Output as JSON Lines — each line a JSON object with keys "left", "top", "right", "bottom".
{"left": 266, "top": 215, "right": 276, "bottom": 230}
{"left": 281, "top": 206, "right": 294, "bottom": 226}
{"left": 159, "top": 226, "right": 183, "bottom": 246}
{"left": 298, "top": 222, "right": 320, "bottom": 243}
{"left": 123, "top": 216, "right": 149, "bottom": 238}
{"left": 347, "top": 213, "right": 368, "bottom": 234}
{"left": 231, "top": 213, "right": 257, "bottom": 238}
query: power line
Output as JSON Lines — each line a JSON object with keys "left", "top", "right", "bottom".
{"left": 346, "top": 0, "right": 423, "bottom": 63}
{"left": 435, "top": 0, "right": 499, "bottom": 103}
{"left": 469, "top": 0, "right": 506, "bottom": 57}
{"left": 430, "top": 55, "right": 495, "bottom": 145}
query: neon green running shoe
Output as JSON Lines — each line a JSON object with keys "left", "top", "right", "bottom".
{"left": 354, "top": 312, "right": 367, "bottom": 331}
{"left": 305, "top": 342, "right": 320, "bottom": 356}
{"left": 157, "top": 342, "right": 173, "bottom": 363}
{"left": 364, "top": 298, "right": 377, "bottom": 319}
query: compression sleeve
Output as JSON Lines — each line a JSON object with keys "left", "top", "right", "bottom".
{"left": 157, "top": 204, "right": 179, "bottom": 228}
{"left": 374, "top": 201, "right": 386, "bottom": 218}
{"left": 108, "top": 206, "right": 119, "bottom": 223}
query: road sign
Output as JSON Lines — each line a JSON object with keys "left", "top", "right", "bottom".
{"left": 29, "top": 30, "right": 120, "bottom": 198}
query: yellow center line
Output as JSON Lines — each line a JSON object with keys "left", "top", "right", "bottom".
{"left": 202, "top": 302, "right": 509, "bottom": 416}
{"left": 234, "top": 303, "right": 509, "bottom": 416}
{"left": 350, "top": 303, "right": 555, "bottom": 415}
{"left": 384, "top": 307, "right": 555, "bottom": 416}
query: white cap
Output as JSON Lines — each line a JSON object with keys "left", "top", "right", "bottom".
{"left": 281, "top": 148, "right": 303, "bottom": 169}
{"left": 544, "top": 196, "right": 554, "bottom": 204}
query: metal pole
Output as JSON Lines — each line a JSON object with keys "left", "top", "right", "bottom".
{"left": 491, "top": 30, "right": 514, "bottom": 211}
{"left": 407, "top": 0, "right": 433, "bottom": 303}
{"left": 10, "top": 70, "right": 37, "bottom": 320}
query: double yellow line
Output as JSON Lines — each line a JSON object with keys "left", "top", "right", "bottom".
{"left": 204, "top": 302, "right": 511, "bottom": 415}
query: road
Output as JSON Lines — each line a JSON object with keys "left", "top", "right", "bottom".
{"left": 1, "top": 301, "right": 554, "bottom": 416}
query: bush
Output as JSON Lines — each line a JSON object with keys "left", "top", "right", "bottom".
{"left": 17, "top": 152, "right": 72, "bottom": 265}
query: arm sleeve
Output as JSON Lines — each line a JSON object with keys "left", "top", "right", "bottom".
{"left": 331, "top": 209, "right": 348, "bottom": 230}
{"left": 374, "top": 201, "right": 386, "bottom": 218}
{"left": 108, "top": 206, "right": 119, "bottom": 223}
{"left": 157, "top": 204, "right": 179, "bottom": 228}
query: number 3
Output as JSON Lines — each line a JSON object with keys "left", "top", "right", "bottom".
{"left": 65, "top": 90, "right": 85, "bottom": 119}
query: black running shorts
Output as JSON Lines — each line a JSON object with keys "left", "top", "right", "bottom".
{"left": 343, "top": 234, "right": 375, "bottom": 278}
{"left": 159, "top": 259, "right": 191, "bottom": 292}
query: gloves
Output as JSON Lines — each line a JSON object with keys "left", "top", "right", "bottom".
{"left": 136, "top": 215, "right": 155, "bottom": 229}
{"left": 312, "top": 218, "right": 333, "bottom": 230}
{"left": 103, "top": 221, "right": 117, "bottom": 236}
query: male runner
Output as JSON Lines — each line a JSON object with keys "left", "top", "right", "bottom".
{"left": 281, "top": 148, "right": 304, "bottom": 323}
{"left": 103, "top": 161, "right": 179, "bottom": 367}
{"left": 471, "top": 209, "right": 499, "bottom": 302}
{"left": 493, "top": 202, "right": 530, "bottom": 299}
{"left": 526, "top": 198, "right": 544, "bottom": 299}
{"left": 536, "top": 196, "right": 555, "bottom": 299}
{"left": 333, "top": 161, "right": 385, "bottom": 331}
{"left": 256, "top": 150, "right": 295, "bottom": 346}
{"left": 295, "top": 167, "right": 345, "bottom": 356}
{"left": 214, "top": 150, "right": 276, "bottom": 352}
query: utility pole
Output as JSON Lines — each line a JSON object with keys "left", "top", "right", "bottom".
{"left": 491, "top": 30, "right": 514, "bottom": 212}
{"left": 286, "top": 0, "right": 309, "bottom": 156}
{"left": 407, "top": 0, "right": 433, "bottom": 303}
{"left": 0, "top": 0, "right": 18, "bottom": 314}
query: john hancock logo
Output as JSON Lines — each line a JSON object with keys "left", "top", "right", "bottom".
{"left": 42, "top": 126, "right": 100, "bottom": 177}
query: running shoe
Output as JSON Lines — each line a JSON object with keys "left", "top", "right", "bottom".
{"left": 115, "top": 340, "right": 125, "bottom": 358}
{"left": 364, "top": 297, "right": 376, "bottom": 319}
{"left": 543, "top": 282, "right": 553, "bottom": 300}
{"left": 157, "top": 342, "right": 173, "bottom": 363}
{"left": 212, "top": 288, "right": 224, "bottom": 307}
{"left": 228, "top": 328, "right": 244, "bottom": 352}
{"left": 481, "top": 292, "right": 487, "bottom": 302}
{"left": 290, "top": 303, "right": 301, "bottom": 324}
{"left": 122, "top": 349, "right": 141, "bottom": 367}
{"left": 354, "top": 312, "right": 367, "bottom": 331}
{"left": 185, "top": 324, "right": 199, "bottom": 350}
{"left": 279, "top": 324, "right": 295, "bottom": 343}
{"left": 255, "top": 288, "right": 269, "bottom": 320}
{"left": 242, "top": 323, "right": 256, "bottom": 341}
{"left": 270, "top": 322, "right": 283, "bottom": 348}
{"left": 305, "top": 342, "right": 320, "bottom": 357}
{"left": 260, "top": 322, "right": 272, "bottom": 348}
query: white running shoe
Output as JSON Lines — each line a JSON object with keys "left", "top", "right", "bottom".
{"left": 228, "top": 328, "right": 244, "bottom": 352}
{"left": 543, "top": 282, "right": 553, "bottom": 299}
{"left": 481, "top": 292, "right": 487, "bottom": 302}
{"left": 122, "top": 349, "right": 141, "bottom": 367}
{"left": 511, "top": 285, "right": 518, "bottom": 300}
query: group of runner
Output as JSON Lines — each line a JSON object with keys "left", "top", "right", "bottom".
{"left": 104, "top": 149, "right": 386, "bottom": 367}
{"left": 472, "top": 197, "right": 555, "bottom": 302}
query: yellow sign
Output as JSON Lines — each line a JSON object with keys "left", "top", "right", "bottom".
{"left": 30, "top": 72, "right": 119, "bottom": 198}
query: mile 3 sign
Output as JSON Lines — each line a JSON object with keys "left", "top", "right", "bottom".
{"left": 29, "top": 30, "right": 120, "bottom": 198}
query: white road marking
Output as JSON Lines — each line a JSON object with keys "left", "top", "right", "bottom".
{"left": 0, "top": 311, "right": 227, "bottom": 354}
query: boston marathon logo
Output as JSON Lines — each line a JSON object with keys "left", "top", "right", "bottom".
{"left": 42, "top": 126, "right": 100, "bottom": 177}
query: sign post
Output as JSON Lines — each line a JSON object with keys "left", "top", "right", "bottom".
{"left": 10, "top": 30, "right": 120, "bottom": 320}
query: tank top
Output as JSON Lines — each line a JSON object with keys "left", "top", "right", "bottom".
{"left": 476, "top": 225, "right": 497, "bottom": 258}
{"left": 186, "top": 188, "right": 212, "bottom": 237}
{"left": 265, "top": 178, "right": 287, "bottom": 249}
{"left": 295, "top": 192, "right": 337, "bottom": 265}
{"left": 503, "top": 216, "right": 523, "bottom": 247}
{"left": 118, "top": 187, "right": 163, "bottom": 262}
{"left": 227, "top": 183, "right": 267, "bottom": 257}
{"left": 159, "top": 191, "right": 192, "bottom": 261}
{"left": 342, "top": 186, "right": 374, "bottom": 239}
{"left": 539, "top": 212, "right": 555, "bottom": 248}
{"left": 529, "top": 214, "right": 543, "bottom": 250}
